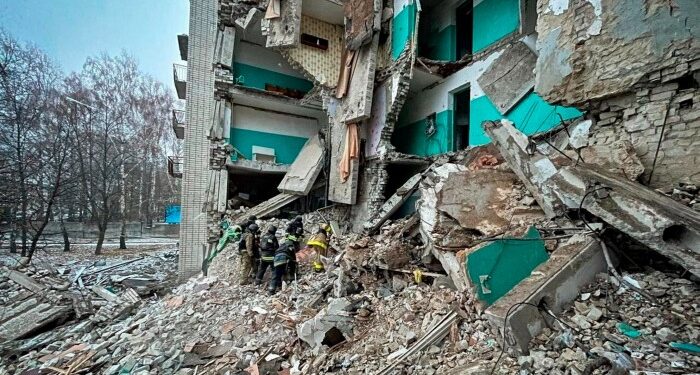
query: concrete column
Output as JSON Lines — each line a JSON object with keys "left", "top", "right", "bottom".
{"left": 179, "top": 0, "right": 217, "bottom": 278}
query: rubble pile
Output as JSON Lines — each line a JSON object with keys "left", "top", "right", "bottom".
{"left": 524, "top": 271, "right": 700, "bottom": 374}
{"left": 0, "top": 248, "right": 179, "bottom": 373}
{"left": 658, "top": 182, "right": 700, "bottom": 211}
{"left": 3, "top": 119, "right": 700, "bottom": 374}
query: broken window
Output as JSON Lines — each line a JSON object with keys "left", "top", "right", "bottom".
{"left": 455, "top": 0, "right": 473, "bottom": 59}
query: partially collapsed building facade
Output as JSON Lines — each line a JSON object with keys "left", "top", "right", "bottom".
{"left": 173, "top": 0, "right": 700, "bottom": 282}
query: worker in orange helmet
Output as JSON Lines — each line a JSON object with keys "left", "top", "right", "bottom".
{"left": 307, "top": 223, "right": 332, "bottom": 272}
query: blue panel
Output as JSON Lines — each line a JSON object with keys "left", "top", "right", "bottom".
{"left": 165, "top": 205, "right": 181, "bottom": 224}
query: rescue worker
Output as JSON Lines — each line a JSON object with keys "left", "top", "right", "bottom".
{"left": 255, "top": 225, "right": 279, "bottom": 286}
{"left": 307, "top": 223, "right": 332, "bottom": 272}
{"left": 238, "top": 223, "right": 259, "bottom": 285}
{"left": 286, "top": 216, "right": 304, "bottom": 236}
{"left": 203, "top": 223, "right": 241, "bottom": 274}
{"left": 239, "top": 215, "right": 257, "bottom": 231}
{"left": 269, "top": 227, "right": 303, "bottom": 294}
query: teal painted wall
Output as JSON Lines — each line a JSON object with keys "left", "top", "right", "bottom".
{"left": 420, "top": 25, "right": 457, "bottom": 61}
{"left": 392, "top": 2, "right": 417, "bottom": 60}
{"left": 229, "top": 128, "right": 309, "bottom": 165}
{"left": 472, "top": 0, "right": 520, "bottom": 52}
{"left": 469, "top": 93, "right": 582, "bottom": 146}
{"left": 232, "top": 62, "right": 313, "bottom": 93}
{"left": 466, "top": 227, "right": 549, "bottom": 305}
{"left": 393, "top": 110, "right": 454, "bottom": 156}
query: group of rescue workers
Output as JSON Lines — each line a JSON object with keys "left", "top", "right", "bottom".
{"left": 226, "top": 215, "right": 333, "bottom": 294}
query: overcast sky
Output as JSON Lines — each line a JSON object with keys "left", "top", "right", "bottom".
{"left": 0, "top": 0, "right": 189, "bottom": 96}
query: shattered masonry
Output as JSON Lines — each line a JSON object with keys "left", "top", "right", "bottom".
{"left": 3, "top": 0, "right": 691, "bottom": 373}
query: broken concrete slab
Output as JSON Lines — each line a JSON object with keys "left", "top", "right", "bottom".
{"left": 484, "top": 119, "right": 700, "bottom": 276}
{"left": 328, "top": 112, "right": 359, "bottom": 205}
{"left": 232, "top": 193, "right": 302, "bottom": 222}
{"left": 6, "top": 270, "right": 48, "bottom": 294}
{"left": 264, "top": 0, "right": 301, "bottom": 48}
{"left": 484, "top": 235, "right": 610, "bottom": 354}
{"left": 343, "top": 0, "right": 381, "bottom": 50}
{"left": 465, "top": 227, "right": 549, "bottom": 305}
{"left": 278, "top": 134, "right": 325, "bottom": 195}
{"left": 297, "top": 298, "right": 354, "bottom": 353}
{"left": 482, "top": 120, "right": 562, "bottom": 219}
{"left": 576, "top": 140, "right": 645, "bottom": 181}
{"left": 0, "top": 301, "right": 72, "bottom": 341}
{"left": 477, "top": 42, "right": 537, "bottom": 115}
{"left": 437, "top": 168, "right": 542, "bottom": 237}
{"left": 363, "top": 173, "right": 422, "bottom": 234}
{"left": 339, "top": 35, "right": 379, "bottom": 124}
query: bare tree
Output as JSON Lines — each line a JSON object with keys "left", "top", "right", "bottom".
{"left": 1, "top": 30, "right": 179, "bottom": 259}
{"left": 0, "top": 30, "right": 64, "bottom": 260}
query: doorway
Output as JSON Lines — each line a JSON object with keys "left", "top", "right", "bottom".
{"left": 455, "top": 1, "right": 474, "bottom": 60}
{"left": 453, "top": 86, "right": 470, "bottom": 150}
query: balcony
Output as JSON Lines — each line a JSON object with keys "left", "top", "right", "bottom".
{"left": 167, "top": 156, "right": 183, "bottom": 178}
{"left": 172, "top": 109, "right": 185, "bottom": 139}
{"left": 177, "top": 34, "right": 188, "bottom": 61}
{"left": 173, "top": 63, "right": 187, "bottom": 100}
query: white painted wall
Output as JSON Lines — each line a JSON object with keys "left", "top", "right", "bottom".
{"left": 232, "top": 104, "right": 320, "bottom": 138}
{"left": 401, "top": 49, "right": 503, "bottom": 123}
{"left": 234, "top": 41, "right": 307, "bottom": 78}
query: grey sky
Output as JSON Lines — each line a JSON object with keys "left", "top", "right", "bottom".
{"left": 0, "top": 0, "right": 189, "bottom": 96}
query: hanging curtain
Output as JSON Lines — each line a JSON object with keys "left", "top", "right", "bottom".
{"left": 339, "top": 123, "right": 360, "bottom": 183}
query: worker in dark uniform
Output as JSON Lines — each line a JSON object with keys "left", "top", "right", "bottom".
{"left": 286, "top": 216, "right": 304, "bottom": 236}
{"left": 269, "top": 227, "right": 303, "bottom": 294}
{"left": 238, "top": 223, "right": 259, "bottom": 285}
{"left": 255, "top": 225, "right": 279, "bottom": 286}
{"left": 239, "top": 215, "right": 257, "bottom": 231}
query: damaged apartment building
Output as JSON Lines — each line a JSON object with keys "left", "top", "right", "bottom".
{"left": 173, "top": 0, "right": 699, "bottom": 320}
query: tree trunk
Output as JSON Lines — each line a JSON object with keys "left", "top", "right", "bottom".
{"left": 9, "top": 209, "right": 17, "bottom": 254}
{"left": 95, "top": 226, "right": 106, "bottom": 255}
{"left": 119, "top": 144, "right": 127, "bottom": 250}
{"left": 119, "top": 218, "right": 127, "bottom": 249}
{"left": 148, "top": 155, "right": 157, "bottom": 227}
{"left": 60, "top": 215, "right": 70, "bottom": 252}
{"left": 9, "top": 224, "right": 17, "bottom": 254}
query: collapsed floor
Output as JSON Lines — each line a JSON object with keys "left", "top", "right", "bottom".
{"left": 2, "top": 121, "right": 700, "bottom": 374}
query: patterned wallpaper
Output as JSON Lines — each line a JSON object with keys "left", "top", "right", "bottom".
{"left": 287, "top": 15, "right": 344, "bottom": 87}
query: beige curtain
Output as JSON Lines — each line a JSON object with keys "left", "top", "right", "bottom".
{"left": 339, "top": 123, "right": 360, "bottom": 183}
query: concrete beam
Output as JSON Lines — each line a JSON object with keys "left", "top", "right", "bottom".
{"left": 484, "top": 235, "right": 609, "bottom": 354}
{"left": 483, "top": 120, "right": 700, "bottom": 276}
{"left": 278, "top": 134, "right": 325, "bottom": 195}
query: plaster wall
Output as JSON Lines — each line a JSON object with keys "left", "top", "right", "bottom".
{"left": 535, "top": 0, "right": 700, "bottom": 106}
{"left": 285, "top": 15, "right": 344, "bottom": 87}
{"left": 230, "top": 105, "right": 321, "bottom": 164}
{"left": 395, "top": 37, "right": 581, "bottom": 155}
{"left": 234, "top": 41, "right": 307, "bottom": 78}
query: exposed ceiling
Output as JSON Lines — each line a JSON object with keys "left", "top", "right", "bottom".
{"left": 302, "top": 0, "right": 345, "bottom": 25}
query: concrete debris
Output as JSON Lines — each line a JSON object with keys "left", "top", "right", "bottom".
{"left": 363, "top": 172, "right": 422, "bottom": 234}
{"left": 277, "top": 134, "right": 325, "bottom": 196}
{"left": 484, "top": 119, "right": 700, "bottom": 276}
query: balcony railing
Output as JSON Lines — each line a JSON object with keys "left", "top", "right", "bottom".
{"left": 172, "top": 109, "right": 185, "bottom": 140}
{"left": 167, "top": 156, "right": 183, "bottom": 178}
{"left": 173, "top": 63, "right": 187, "bottom": 100}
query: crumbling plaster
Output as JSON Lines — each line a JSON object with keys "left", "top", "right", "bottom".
{"left": 535, "top": 0, "right": 700, "bottom": 106}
